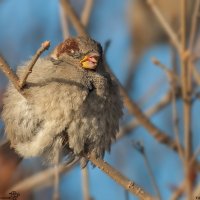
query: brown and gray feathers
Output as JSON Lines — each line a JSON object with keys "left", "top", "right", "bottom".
{"left": 1, "top": 36, "right": 123, "bottom": 164}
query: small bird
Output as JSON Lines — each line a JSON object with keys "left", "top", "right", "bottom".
{"left": 1, "top": 36, "right": 123, "bottom": 166}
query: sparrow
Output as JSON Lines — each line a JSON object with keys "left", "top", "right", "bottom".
{"left": 1, "top": 36, "right": 123, "bottom": 166}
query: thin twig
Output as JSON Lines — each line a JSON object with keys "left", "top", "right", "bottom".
{"left": 87, "top": 154, "right": 155, "bottom": 200}
{"left": 151, "top": 58, "right": 179, "bottom": 83}
{"left": 133, "top": 141, "right": 161, "bottom": 200}
{"left": 81, "top": 167, "right": 91, "bottom": 200}
{"left": 19, "top": 41, "right": 50, "bottom": 88}
{"left": 137, "top": 76, "right": 166, "bottom": 108}
{"left": 81, "top": 0, "right": 94, "bottom": 26}
{"left": 0, "top": 56, "right": 21, "bottom": 92}
{"left": 60, "top": 0, "right": 87, "bottom": 36}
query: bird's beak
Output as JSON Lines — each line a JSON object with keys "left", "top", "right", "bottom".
{"left": 80, "top": 52, "right": 100, "bottom": 70}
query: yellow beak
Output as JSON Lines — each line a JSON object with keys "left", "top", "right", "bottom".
{"left": 80, "top": 52, "right": 100, "bottom": 70}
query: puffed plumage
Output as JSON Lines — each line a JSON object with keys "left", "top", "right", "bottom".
{"left": 1, "top": 37, "right": 123, "bottom": 165}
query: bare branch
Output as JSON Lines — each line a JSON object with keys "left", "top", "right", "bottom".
{"left": 133, "top": 141, "right": 161, "bottom": 200}
{"left": 87, "top": 154, "right": 155, "bottom": 200}
{"left": 60, "top": 0, "right": 87, "bottom": 36}
{"left": 118, "top": 90, "right": 173, "bottom": 139}
{"left": 19, "top": 41, "right": 50, "bottom": 89}
{"left": 81, "top": 0, "right": 94, "bottom": 26}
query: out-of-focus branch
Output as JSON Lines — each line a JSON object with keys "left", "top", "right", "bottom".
{"left": 188, "top": 0, "right": 200, "bottom": 96}
{"left": 152, "top": 58, "right": 184, "bottom": 162}
{"left": 59, "top": 3, "right": 70, "bottom": 39}
{"left": 180, "top": 0, "right": 193, "bottom": 198}
{"left": 170, "top": 182, "right": 185, "bottom": 200}
{"left": 9, "top": 158, "right": 79, "bottom": 192}
{"left": 118, "top": 89, "right": 174, "bottom": 139}
{"left": 146, "top": 0, "right": 181, "bottom": 52}
{"left": 60, "top": 0, "right": 87, "bottom": 36}
{"left": 117, "top": 79, "right": 179, "bottom": 151}
{"left": 81, "top": 0, "right": 94, "bottom": 26}
{"left": 87, "top": 154, "right": 155, "bottom": 200}
{"left": 151, "top": 58, "right": 179, "bottom": 82}
{"left": 189, "top": 0, "right": 200, "bottom": 51}
{"left": 146, "top": 0, "right": 200, "bottom": 90}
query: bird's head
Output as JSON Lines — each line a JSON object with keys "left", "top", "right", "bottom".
{"left": 50, "top": 36, "right": 103, "bottom": 70}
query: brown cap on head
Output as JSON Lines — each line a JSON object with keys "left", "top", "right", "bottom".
{"left": 56, "top": 38, "right": 80, "bottom": 58}
{"left": 51, "top": 38, "right": 80, "bottom": 60}
{"left": 50, "top": 37, "right": 102, "bottom": 70}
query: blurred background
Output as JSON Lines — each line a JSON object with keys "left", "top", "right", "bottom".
{"left": 0, "top": 0, "right": 199, "bottom": 199}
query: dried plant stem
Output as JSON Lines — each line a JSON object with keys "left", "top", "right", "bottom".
{"left": 81, "top": 0, "right": 94, "bottom": 26}
{"left": 137, "top": 144, "right": 161, "bottom": 200}
{"left": 19, "top": 41, "right": 50, "bottom": 88}
{"left": 188, "top": 0, "right": 200, "bottom": 51}
{"left": 60, "top": 0, "right": 87, "bottom": 36}
{"left": 180, "top": 0, "right": 193, "bottom": 199}
{"left": 87, "top": 154, "right": 155, "bottom": 200}
{"left": 81, "top": 167, "right": 91, "bottom": 200}
{"left": 137, "top": 77, "right": 166, "bottom": 108}
{"left": 0, "top": 56, "right": 21, "bottom": 92}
